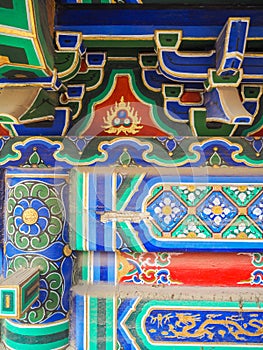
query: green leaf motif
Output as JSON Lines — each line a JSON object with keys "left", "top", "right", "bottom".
{"left": 209, "top": 151, "right": 221, "bottom": 166}
{"left": 29, "top": 151, "right": 41, "bottom": 165}
{"left": 120, "top": 149, "right": 131, "bottom": 166}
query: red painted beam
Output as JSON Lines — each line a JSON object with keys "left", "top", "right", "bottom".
{"left": 118, "top": 252, "right": 258, "bottom": 287}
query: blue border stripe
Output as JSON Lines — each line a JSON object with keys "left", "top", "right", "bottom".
{"left": 100, "top": 252, "right": 108, "bottom": 283}
{"left": 74, "top": 294, "right": 84, "bottom": 350}
{"left": 55, "top": 25, "right": 263, "bottom": 38}
{"left": 104, "top": 174, "right": 113, "bottom": 251}
{"left": 93, "top": 252, "right": 101, "bottom": 283}
{"left": 142, "top": 174, "right": 263, "bottom": 185}
{"left": 56, "top": 8, "right": 263, "bottom": 37}
{"left": 96, "top": 174, "right": 105, "bottom": 250}
{"left": 138, "top": 221, "right": 263, "bottom": 252}
{"left": 92, "top": 252, "right": 116, "bottom": 283}
{"left": 107, "top": 253, "right": 116, "bottom": 284}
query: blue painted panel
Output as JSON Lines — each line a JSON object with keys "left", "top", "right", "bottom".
{"left": 55, "top": 8, "right": 263, "bottom": 37}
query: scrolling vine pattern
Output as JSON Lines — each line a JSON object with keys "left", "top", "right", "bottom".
{"left": 5, "top": 179, "right": 74, "bottom": 324}
{"left": 7, "top": 182, "right": 64, "bottom": 250}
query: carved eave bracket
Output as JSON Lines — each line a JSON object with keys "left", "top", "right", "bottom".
{"left": 155, "top": 17, "right": 263, "bottom": 128}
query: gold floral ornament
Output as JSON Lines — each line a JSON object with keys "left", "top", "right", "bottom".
{"left": 102, "top": 96, "right": 143, "bottom": 135}
{"left": 22, "top": 208, "right": 39, "bottom": 225}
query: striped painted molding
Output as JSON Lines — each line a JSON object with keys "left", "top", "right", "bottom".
{"left": 3, "top": 318, "right": 69, "bottom": 350}
{"left": 70, "top": 169, "right": 116, "bottom": 251}
{"left": 71, "top": 290, "right": 116, "bottom": 350}
{"left": 77, "top": 251, "right": 117, "bottom": 284}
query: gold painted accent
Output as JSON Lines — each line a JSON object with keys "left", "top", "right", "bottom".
{"left": 83, "top": 34, "right": 152, "bottom": 41}
{"left": 14, "top": 74, "right": 28, "bottom": 79}
{"left": 218, "top": 330, "right": 226, "bottom": 337}
{"left": 141, "top": 70, "right": 161, "bottom": 93}
{"left": 238, "top": 186, "right": 247, "bottom": 192}
{"left": 63, "top": 244, "right": 72, "bottom": 257}
{"left": 4, "top": 295, "right": 10, "bottom": 309}
{"left": 22, "top": 208, "right": 38, "bottom": 225}
{"left": 163, "top": 232, "right": 171, "bottom": 238}
{"left": 239, "top": 207, "right": 247, "bottom": 215}
{"left": 188, "top": 207, "right": 196, "bottom": 215}
{"left": 162, "top": 206, "right": 172, "bottom": 216}
{"left": 212, "top": 206, "right": 223, "bottom": 215}
{"left": 102, "top": 96, "right": 143, "bottom": 135}
{"left": 187, "top": 185, "right": 196, "bottom": 192}
{"left": 0, "top": 56, "right": 10, "bottom": 66}
{"left": 108, "top": 57, "right": 137, "bottom": 61}
{"left": 187, "top": 232, "right": 197, "bottom": 238}
{"left": 237, "top": 232, "right": 248, "bottom": 239}
{"left": 28, "top": 0, "right": 50, "bottom": 71}
{"left": 0, "top": 27, "right": 35, "bottom": 37}
{"left": 117, "top": 252, "right": 133, "bottom": 280}
{"left": 237, "top": 277, "right": 253, "bottom": 284}
{"left": 156, "top": 310, "right": 263, "bottom": 340}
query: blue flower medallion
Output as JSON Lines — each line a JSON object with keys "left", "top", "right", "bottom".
{"left": 196, "top": 191, "right": 238, "bottom": 233}
{"left": 147, "top": 190, "right": 187, "bottom": 233}
{"left": 14, "top": 198, "right": 50, "bottom": 235}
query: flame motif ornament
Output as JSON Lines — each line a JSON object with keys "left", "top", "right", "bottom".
{"left": 102, "top": 96, "right": 143, "bottom": 135}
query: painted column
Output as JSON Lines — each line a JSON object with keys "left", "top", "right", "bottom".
{"left": 3, "top": 168, "right": 73, "bottom": 350}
